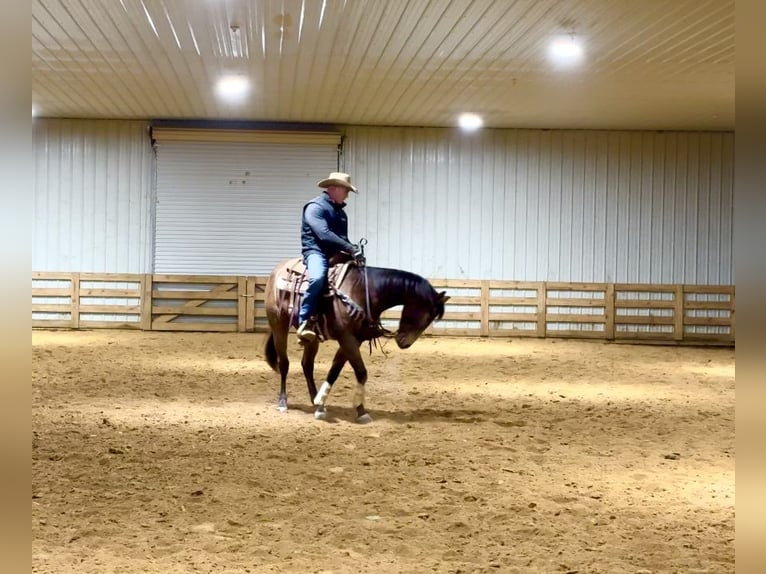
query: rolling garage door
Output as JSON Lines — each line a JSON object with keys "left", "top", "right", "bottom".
{"left": 152, "top": 128, "right": 341, "bottom": 275}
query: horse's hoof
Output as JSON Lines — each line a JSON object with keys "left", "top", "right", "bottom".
{"left": 277, "top": 402, "right": 288, "bottom": 413}
{"left": 314, "top": 407, "right": 327, "bottom": 420}
{"left": 356, "top": 413, "right": 373, "bottom": 424}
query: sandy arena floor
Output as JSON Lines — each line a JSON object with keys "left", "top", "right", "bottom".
{"left": 32, "top": 330, "right": 735, "bottom": 573}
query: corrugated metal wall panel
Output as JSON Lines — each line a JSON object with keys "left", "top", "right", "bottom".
{"left": 32, "top": 119, "right": 154, "bottom": 273}
{"left": 344, "top": 127, "right": 734, "bottom": 285}
{"left": 154, "top": 140, "right": 338, "bottom": 275}
{"left": 32, "top": 120, "right": 734, "bottom": 287}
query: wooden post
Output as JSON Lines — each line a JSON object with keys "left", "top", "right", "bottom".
{"left": 71, "top": 272, "right": 80, "bottom": 329}
{"left": 140, "top": 274, "right": 153, "bottom": 331}
{"left": 536, "top": 281, "right": 547, "bottom": 338}
{"left": 673, "top": 284, "right": 684, "bottom": 341}
{"left": 237, "top": 276, "right": 247, "bottom": 332}
{"left": 604, "top": 283, "right": 615, "bottom": 340}
{"left": 480, "top": 280, "right": 490, "bottom": 337}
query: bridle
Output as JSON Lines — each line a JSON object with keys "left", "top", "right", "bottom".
{"left": 355, "top": 238, "right": 396, "bottom": 353}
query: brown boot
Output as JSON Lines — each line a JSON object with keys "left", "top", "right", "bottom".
{"left": 297, "top": 321, "right": 317, "bottom": 342}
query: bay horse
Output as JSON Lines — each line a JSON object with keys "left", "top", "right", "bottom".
{"left": 264, "top": 257, "right": 448, "bottom": 423}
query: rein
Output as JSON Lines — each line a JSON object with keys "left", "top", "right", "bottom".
{"left": 358, "top": 238, "right": 373, "bottom": 324}
{"left": 362, "top": 263, "right": 372, "bottom": 323}
{"left": 356, "top": 239, "right": 395, "bottom": 354}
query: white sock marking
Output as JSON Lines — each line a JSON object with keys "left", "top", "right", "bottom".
{"left": 313, "top": 381, "right": 332, "bottom": 406}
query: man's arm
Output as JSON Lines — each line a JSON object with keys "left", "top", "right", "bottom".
{"left": 303, "top": 203, "right": 355, "bottom": 252}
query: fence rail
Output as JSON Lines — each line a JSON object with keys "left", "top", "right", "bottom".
{"left": 32, "top": 272, "right": 735, "bottom": 345}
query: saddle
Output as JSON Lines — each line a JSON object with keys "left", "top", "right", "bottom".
{"left": 276, "top": 256, "right": 357, "bottom": 340}
{"left": 277, "top": 257, "right": 353, "bottom": 299}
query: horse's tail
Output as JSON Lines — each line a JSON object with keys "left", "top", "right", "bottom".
{"left": 264, "top": 331, "right": 279, "bottom": 372}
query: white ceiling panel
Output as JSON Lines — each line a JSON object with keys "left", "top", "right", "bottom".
{"left": 32, "top": 0, "right": 735, "bottom": 130}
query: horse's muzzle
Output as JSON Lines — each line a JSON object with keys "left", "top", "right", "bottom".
{"left": 395, "top": 332, "right": 415, "bottom": 349}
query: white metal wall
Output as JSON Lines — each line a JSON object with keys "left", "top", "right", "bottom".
{"left": 31, "top": 120, "right": 734, "bottom": 286}
{"left": 32, "top": 119, "right": 155, "bottom": 272}
{"left": 344, "top": 126, "right": 734, "bottom": 284}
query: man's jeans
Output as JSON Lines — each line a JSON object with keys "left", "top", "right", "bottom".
{"left": 298, "top": 252, "right": 328, "bottom": 324}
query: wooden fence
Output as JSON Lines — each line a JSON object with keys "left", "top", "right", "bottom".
{"left": 32, "top": 272, "right": 735, "bottom": 346}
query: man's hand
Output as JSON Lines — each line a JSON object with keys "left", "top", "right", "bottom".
{"left": 351, "top": 244, "right": 366, "bottom": 265}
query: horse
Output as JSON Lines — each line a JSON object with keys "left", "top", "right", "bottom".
{"left": 263, "top": 257, "right": 448, "bottom": 423}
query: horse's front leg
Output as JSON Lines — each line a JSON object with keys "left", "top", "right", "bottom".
{"left": 313, "top": 347, "right": 348, "bottom": 420}
{"left": 337, "top": 333, "right": 371, "bottom": 424}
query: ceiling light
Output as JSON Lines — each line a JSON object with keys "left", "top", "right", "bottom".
{"left": 458, "top": 113, "right": 483, "bottom": 131}
{"left": 548, "top": 35, "right": 584, "bottom": 66}
{"left": 215, "top": 75, "right": 249, "bottom": 102}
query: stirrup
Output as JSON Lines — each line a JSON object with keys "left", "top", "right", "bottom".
{"left": 297, "top": 321, "right": 317, "bottom": 341}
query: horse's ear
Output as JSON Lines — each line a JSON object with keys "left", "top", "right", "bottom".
{"left": 438, "top": 291, "right": 450, "bottom": 303}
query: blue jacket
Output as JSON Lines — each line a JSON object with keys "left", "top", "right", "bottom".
{"left": 301, "top": 193, "right": 355, "bottom": 257}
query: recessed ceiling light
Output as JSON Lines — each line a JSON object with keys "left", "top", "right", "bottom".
{"left": 458, "top": 113, "right": 483, "bottom": 131}
{"left": 548, "top": 35, "right": 584, "bottom": 66}
{"left": 216, "top": 75, "right": 249, "bottom": 101}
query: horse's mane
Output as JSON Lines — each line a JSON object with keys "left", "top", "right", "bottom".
{"left": 368, "top": 266, "right": 444, "bottom": 318}
{"left": 380, "top": 267, "right": 433, "bottom": 296}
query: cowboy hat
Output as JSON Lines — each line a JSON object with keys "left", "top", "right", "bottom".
{"left": 317, "top": 172, "right": 358, "bottom": 193}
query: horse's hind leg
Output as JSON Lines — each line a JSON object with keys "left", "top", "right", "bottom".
{"left": 300, "top": 338, "right": 320, "bottom": 403}
{"left": 272, "top": 329, "right": 290, "bottom": 412}
{"left": 313, "top": 347, "right": 348, "bottom": 420}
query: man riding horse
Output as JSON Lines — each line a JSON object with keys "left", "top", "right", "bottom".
{"left": 297, "top": 171, "right": 365, "bottom": 342}
{"left": 265, "top": 170, "right": 448, "bottom": 422}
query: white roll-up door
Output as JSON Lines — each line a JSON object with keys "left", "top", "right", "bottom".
{"left": 153, "top": 128, "right": 341, "bottom": 275}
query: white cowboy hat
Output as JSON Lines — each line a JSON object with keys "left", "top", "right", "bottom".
{"left": 317, "top": 172, "right": 358, "bottom": 193}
